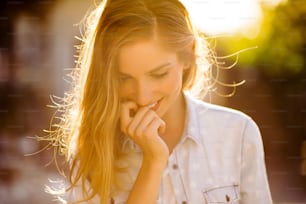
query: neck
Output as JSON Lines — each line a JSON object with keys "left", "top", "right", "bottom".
{"left": 162, "top": 92, "right": 186, "bottom": 124}
{"left": 160, "top": 92, "right": 186, "bottom": 152}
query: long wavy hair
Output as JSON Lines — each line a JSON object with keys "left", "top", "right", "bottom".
{"left": 48, "top": 0, "right": 215, "bottom": 203}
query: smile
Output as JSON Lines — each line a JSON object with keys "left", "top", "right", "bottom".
{"left": 146, "top": 99, "right": 162, "bottom": 111}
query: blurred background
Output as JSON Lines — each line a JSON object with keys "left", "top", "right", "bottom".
{"left": 0, "top": 0, "right": 305, "bottom": 203}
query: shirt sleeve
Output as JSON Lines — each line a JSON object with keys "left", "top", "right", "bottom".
{"left": 240, "top": 118, "right": 273, "bottom": 204}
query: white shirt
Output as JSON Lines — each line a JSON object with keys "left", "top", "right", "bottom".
{"left": 69, "top": 93, "right": 273, "bottom": 204}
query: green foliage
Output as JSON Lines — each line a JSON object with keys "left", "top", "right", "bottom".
{"left": 218, "top": 0, "right": 306, "bottom": 76}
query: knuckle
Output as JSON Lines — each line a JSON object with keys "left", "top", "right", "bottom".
{"left": 120, "top": 121, "right": 127, "bottom": 133}
{"left": 120, "top": 124, "right": 126, "bottom": 133}
{"left": 143, "top": 127, "right": 151, "bottom": 136}
{"left": 135, "top": 127, "right": 143, "bottom": 137}
{"left": 126, "top": 125, "right": 134, "bottom": 137}
{"left": 160, "top": 119, "right": 165, "bottom": 126}
{"left": 145, "top": 127, "right": 156, "bottom": 136}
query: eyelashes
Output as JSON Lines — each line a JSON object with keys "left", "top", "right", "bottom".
{"left": 119, "top": 71, "right": 169, "bottom": 82}
{"left": 119, "top": 75, "right": 131, "bottom": 82}
{"left": 151, "top": 71, "right": 169, "bottom": 79}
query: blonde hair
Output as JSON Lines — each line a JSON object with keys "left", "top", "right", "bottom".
{"left": 48, "top": 0, "right": 217, "bottom": 203}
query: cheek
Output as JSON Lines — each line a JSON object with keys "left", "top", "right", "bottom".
{"left": 119, "top": 83, "right": 132, "bottom": 99}
{"left": 161, "top": 70, "right": 184, "bottom": 93}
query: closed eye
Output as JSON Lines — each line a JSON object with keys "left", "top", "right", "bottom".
{"left": 151, "top": 71, "right": 169, "bottom": 79}
{"left": 119, "top": 75, "right": 131, "bottom": 82}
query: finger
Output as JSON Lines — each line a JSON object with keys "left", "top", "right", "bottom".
{"left": 126, "top": 106, "right": 152, "bottom": 137}
{"left": 144, "top": 117, "right": 166, "bottom": 137}
{"left": 134, "top": 110, "right": 156, "bottom": 137}
{"left": 158, "top": 119, "right": 166, "bottom": 135}
{"left": 120, "top": 101, "right": 138, "bottom": 133}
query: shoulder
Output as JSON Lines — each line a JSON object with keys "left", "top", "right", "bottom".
{"left": 186, "top": 93, "right": 251, "bottom": 122}
{"left": 184, "top": 92, "right": 259, "bottom": 136}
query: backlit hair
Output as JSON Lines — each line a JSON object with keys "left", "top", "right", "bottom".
{"left": 48, "top": 0, "right": 213, "bottom": 203}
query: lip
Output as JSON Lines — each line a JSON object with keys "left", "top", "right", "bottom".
{"left": 148, "top": 98, "right": 162, "bottom": 112}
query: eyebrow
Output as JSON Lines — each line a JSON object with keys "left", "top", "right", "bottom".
{"left": 120, "top": 62, "right": 172, "bottom": 76}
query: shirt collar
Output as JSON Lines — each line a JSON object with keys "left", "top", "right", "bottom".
{"left": 180, "top": 91, "right": 202, "bottom": 146}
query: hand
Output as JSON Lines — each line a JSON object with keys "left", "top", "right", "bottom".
{"left": 120, "top": 101, "right": 169, "bottom": 162}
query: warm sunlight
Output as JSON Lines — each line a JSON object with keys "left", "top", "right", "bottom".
{"left": 181, "top": 0, "right": 285, "bottom": 37}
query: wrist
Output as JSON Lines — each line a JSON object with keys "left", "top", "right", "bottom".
{"left": 142, "top": 155, "right": 168, "bottom": 172}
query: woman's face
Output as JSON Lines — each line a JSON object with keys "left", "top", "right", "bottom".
{"left": 118, "top": 39, "right": 187, "bottom": 119}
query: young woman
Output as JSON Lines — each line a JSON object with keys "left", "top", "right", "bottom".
{"left": 49, "top": 0, "right": 273, "bottom": 203}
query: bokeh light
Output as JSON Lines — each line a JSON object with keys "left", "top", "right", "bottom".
{"left": 181, "top": 0, "right": 286, "bottom": 38}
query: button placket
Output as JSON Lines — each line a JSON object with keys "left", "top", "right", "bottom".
{"left": 168, "top": 151, "right": 188, "bottom": 204}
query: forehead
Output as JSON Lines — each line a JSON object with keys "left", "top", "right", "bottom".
{"left": 118, "top": 40, "right": 178, "bottom": 74}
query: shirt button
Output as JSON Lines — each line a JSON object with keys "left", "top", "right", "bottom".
{"left": 172, "top": 164, "right": 178, "bottom": 169}
{"left": 226, "top": 194, "right": 230, "bottom": 202}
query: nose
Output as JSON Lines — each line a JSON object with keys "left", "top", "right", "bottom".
{"left": 135, "top": 80, "right": 153, "bottom": 106}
